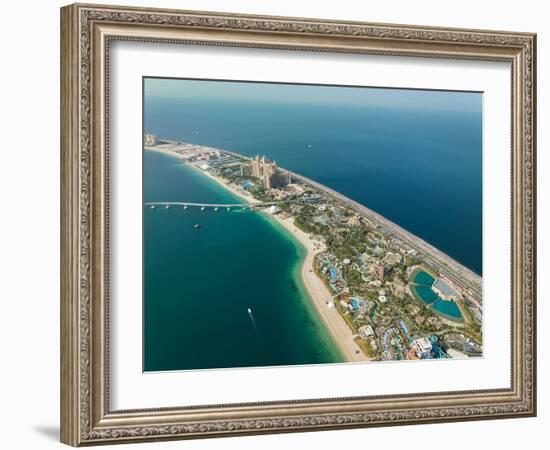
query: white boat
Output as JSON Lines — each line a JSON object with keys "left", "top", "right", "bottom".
{"left": 201, "top": 206, "right": 206, "bottom": 211}
{"left": 194, "top": 224, "right": 201, "bottom": 229}
{"left": 165, "top": 205, "right": 170, "bottom": 209}
{"left": 247, "top": 308, "right": 252, "bottom": 314}
{"left": 226, "top": 207, "right": 231, "bottom": 211}
{"left": 150, "top": 205, "right": 156, "bottom": 210}
{"left": 214, "top": 207, "right": 219, "bottom": 212}
{"left": 183, "top": 206, "right": 188, "bottom": 210}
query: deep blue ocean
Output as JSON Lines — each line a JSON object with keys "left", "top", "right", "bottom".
{"left": 143, "top": 82, "right": 482, "bottom": 371}
{"left": 144, "top": 90, "right": 482, "bottom": 275}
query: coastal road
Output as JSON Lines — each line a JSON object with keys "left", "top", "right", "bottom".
{"left": 172, "top": 145, "right": 483, "bottom": 306}
{"left": 289, "top": 171, "right": 483, "bottom": 305}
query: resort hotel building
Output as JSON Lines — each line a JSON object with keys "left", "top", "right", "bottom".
{"left": 144, "top": 134, "right": 159, "bottom": 146}
{"left": 412, "top": 337, "right": 433, "bottom": 359}
{"left": 241, "top": 155, "right": 292, "bottom": 190}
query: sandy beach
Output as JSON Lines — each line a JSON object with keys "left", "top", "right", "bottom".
{"left": 271, "top": 215, "right": 369, "bottom": 363}
{"left": 207, "top": 164, "right": 371, "bottom": 362}
{"left": 145, "top": 145, "right": 184, "bottom": 159}
{"left": 146, "top": 146, "right": 261, "bottom": 206}
{"left": 191, "top": 165, "right": 261, "bottom": 206}
{"left": 146, "top": 146, "right": 368, "bottom": 363}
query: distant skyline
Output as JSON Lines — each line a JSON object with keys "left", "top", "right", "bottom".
{"left": 144, "top": 77, "right": 482, "bottom": 113}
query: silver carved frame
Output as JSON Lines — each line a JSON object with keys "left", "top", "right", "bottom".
{"left": 60, "top": 3, "right": 537, "bottom": 446}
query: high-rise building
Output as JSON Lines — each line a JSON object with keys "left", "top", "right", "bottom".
{"left": 144, "top": 134, "right": 159, "bottom": 146}
{"left": 250, "top": 155, "right": 275, "bottom": 178}
{"left": 247, "top": 155, "right": 291, "bottom": 190}
{"left": 263, "top": 172, "right": 272, "bottom": 190}
{"left": 240, "top": 164, "right": 252, "bottom": 177}
{"left": 251, "top": 155, "right": 261, "bottom": 178}
{"left": 265, "top": 170, "right": 291, "bottom": 189}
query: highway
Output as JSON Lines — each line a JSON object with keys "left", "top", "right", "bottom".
{"left": 288, "top": 171, "right": 483, "bottom": 307}
{"left": 158, "top": 143, "right": 483, "bottom": 307}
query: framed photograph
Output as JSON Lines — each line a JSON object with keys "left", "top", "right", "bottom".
{"left": 60, "top": 3, "right": 537, "bottom": 446}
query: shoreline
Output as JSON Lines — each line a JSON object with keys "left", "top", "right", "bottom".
{"left": 216, "top": 148, "right": 482, "bottom": 285}
{"left": 269, "top": 215, "right": 369, "bottom": 362}
{"left": 146, "top": 146, "right": 261, "bottom": 206}
{"left": 191, "top": 162, "right": 368, "bottom": 361}
{"left": 146, "top": 147, "right": 365, "bottom": 362}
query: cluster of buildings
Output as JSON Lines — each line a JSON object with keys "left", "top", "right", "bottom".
{"left": 310, "top": 202, "right": 479, "bottom": 361}
{"left": 143, "top": 135, "right": 245, "bottom": 173}
{"left": 432, "top": 277, "right": 461, "bottom": 301}
{"left": 268, "top": 183, "right": 306, "bottom": 201}
{"left": 230, "top": 148, "right": 483, "bottom": 362}
{"left": 444, "top": 333, "right": 483, "bottom": 356}
{"left": 240, "top": 155, "right": 292, "bottom": 190}
{"left": 143, "top": 135, "right": 483, "bottom": 363}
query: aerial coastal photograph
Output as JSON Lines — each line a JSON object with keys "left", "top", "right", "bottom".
{"left": 143, "top": 77, "right": 483, "bottom": 372}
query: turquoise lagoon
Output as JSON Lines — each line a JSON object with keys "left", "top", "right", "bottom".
{"left": 143, "top": 150, "right": 343, "bottom": 371}
{"left": 410, "top": 270, "right": 463, "bottom": 321}
{"left": 143, "top": 81, "right": 482, "bottom": 371}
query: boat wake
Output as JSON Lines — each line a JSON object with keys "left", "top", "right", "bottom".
{"left": 247, "top": 308, "right": 258, "bottom": 334}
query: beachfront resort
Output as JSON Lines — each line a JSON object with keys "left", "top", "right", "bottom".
{"left": 144, "top": 134, "right": 483, "bottom": 362}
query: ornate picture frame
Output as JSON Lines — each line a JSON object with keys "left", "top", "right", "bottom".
{"left": 60, "top": 3, "right": 536, "bottom": 446}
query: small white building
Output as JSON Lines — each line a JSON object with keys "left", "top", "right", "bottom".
{"left": 358, "top": 325, "right": 375, "bottom": 340}
{"left": 413, "top": 338, "right": 432, "bottom": 359}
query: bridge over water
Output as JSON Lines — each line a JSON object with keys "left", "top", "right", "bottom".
{"left": 144, "top": 201, "right": 280, "bottom": 209}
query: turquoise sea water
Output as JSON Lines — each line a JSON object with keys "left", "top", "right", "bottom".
{"left": 145, "top": 84, "right": 482, "bottom": 275}
{"left": 144, "top": 151, "right": 343, "bottom": 371}
{"left": 411, "top": 270, "right": 463, "bottom": 321}
{"left": 143, "top": 81, "right": 482, "bottom": 371}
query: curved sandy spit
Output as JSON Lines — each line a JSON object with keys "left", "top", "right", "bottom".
{"left": 147, "top": 148, "right": 368, "bottom": 363}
